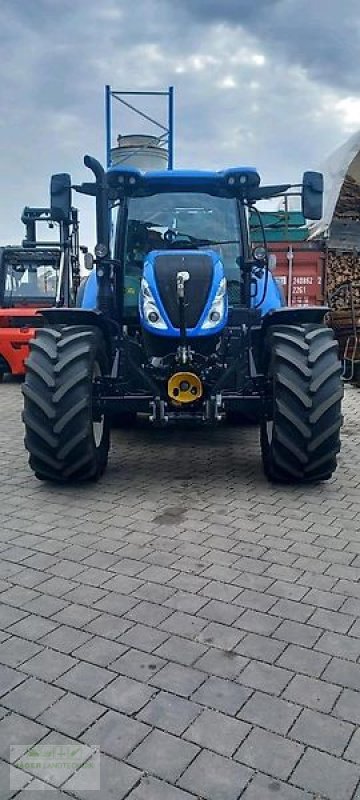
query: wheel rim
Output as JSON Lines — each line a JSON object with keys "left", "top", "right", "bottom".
{"left": 92, "top": 362, "right": 104, "bottom": 448}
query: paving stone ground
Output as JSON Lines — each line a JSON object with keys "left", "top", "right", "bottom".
{"left": 0, "top": 378, "right": 360, "bottom": 798}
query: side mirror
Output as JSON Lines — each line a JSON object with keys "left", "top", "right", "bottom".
{"left": 50, "top": 173, "right": 72, "bottom": 223}
{"left": 84, "top": 252, "right": 94, "bottom": 271}
{"left": 302, "top": 171, "right": 323, "bottom": 220}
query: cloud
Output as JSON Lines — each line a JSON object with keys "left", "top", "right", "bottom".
{"left": 179, "top": 0, "right": 360, "bottom": 92}
{"left": 0, "top": 0, "right": 358, "bottom": 248}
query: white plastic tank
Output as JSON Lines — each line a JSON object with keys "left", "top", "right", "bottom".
{"left": 111, "top": 134, "right": 168, "bottom": 171}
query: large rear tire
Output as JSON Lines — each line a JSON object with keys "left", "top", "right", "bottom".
{"left": 261, "top": 324, "right": 343, "bottom": 483}
{"left": 22, "top": 326, "right": 110, "bottom": 482}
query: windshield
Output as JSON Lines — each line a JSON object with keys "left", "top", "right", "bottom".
{"left": 120, "top": 192, "right": 242, "bottom": 315}
{"left": 126, "top": 192, "right": 241, "bottom": 266}
{"left": 3, "top": 260, "right": 59, "bottom": 305}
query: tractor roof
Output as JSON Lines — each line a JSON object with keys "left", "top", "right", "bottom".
{"left": 107, "top": 166, "right": 261, "bottom": 198}
{"left": 106, "top": 166, "right": 291, "bottom": 203}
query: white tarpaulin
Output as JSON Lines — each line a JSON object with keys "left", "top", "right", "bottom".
{"left": 308, "top": 129, "right": 360, "bottom": 238}
{"left": 278, "top": 131, "right": 360, "bottom": 237}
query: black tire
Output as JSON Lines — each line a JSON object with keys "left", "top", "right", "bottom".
{"left": 0, "top": 372, "right": 4, "bottom": 383}
{"left": 261, "top": 324, "right": 343, "bottom": 483}
{"left": 22, "top": 326, "right": 110, "bottom": 482}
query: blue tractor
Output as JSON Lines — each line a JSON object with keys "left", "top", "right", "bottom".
{"left": 22, "top": 159, "right": 343, "bottom": 483}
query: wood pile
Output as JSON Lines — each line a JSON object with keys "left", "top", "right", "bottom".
{"left": 325, "top": 173, "right": 360, "bottom": 370}
{"left": 334, "top": 175, "right": 360, "bottom": 220}
{"left": 327, "top": 251, "right": 360, "bottom": 308}
{"left": 326, "top": 252, "right": 360, "bottom": 360}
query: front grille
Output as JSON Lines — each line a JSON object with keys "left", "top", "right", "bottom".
{"left": 154, "top": 253, "right": 213, "bottom": 328}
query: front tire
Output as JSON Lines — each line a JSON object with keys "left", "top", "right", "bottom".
{"left": 22, "top": 326, "right": 110, "bottom": 482}
{"left": 261, "top": 324, "right": 343, "bottom": 483}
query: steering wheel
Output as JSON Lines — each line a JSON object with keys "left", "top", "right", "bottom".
{"left": 164, "top": 229, "right": 177, "bottom": 244}
{"left": 163, "top": 229, "right": 196, "bottom": 248}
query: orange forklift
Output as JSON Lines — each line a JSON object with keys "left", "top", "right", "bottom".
{"left": 0, "top": 180, "right": 80, "bottom": 380}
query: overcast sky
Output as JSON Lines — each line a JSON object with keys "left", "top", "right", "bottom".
{"left": 0, "top": 0, "right": 359, "bottom": 248}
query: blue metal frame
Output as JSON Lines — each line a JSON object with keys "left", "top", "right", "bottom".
{"left": 105, "top": 85, "right": 112, "bottom": 170}
{"left": 105, "top": 86, "right": 174, "bottom": 170}
{"left": 168, "top": 86, "right": 174, "bottom": 170}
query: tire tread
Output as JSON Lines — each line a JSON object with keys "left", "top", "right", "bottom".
{"left": 261, "top": 323, "right": 343, "bottom": 483}
{"left": 22, "top": 325, "right": 110, "bottom": 482}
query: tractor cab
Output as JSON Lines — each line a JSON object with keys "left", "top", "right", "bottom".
{"left": 0, "top": 195, "right": 80, "bottom": 381}
{"left": 122, "top": 190, "right": 242, "bottom": 317}
{"left": 0, "top": 247, "right": 60, "bottom": 308}
{"left": 0, "top": 245, "right": 62, "bottom": 381}
{"left": 81, "top": 168, "right": 285, "bottom": 368}
{"left": 122, "top": 190, "right": 240, "bottom": 362}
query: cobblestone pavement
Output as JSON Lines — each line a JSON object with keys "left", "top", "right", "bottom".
{"left": 0, "top": 380, "right": 360, "bottom": 799}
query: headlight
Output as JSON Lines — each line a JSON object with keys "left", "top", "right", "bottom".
{"left": 202, "top": 277, "right": 227, "bottom": 329}
{"left": 140, "top": 279, "right": 167, "bottom": 330}
{"left": 141, "top": 278, "right": 152, "bottom": 299}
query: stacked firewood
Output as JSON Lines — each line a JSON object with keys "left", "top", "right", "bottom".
{"left": 327, "top": 250, "right": 360, "bottom": 309}
{"left": 334, "top": 175, "right": 360, "bottom": 220}
{"left": 326, "top": 251, "right": 360, "bottom": 362}
{"left": 326, "top": 175, "right": 360, "bottom": 367}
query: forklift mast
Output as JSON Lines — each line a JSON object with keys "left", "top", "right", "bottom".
{"left": 21, "top": 173, "right": 80, "bottom": 307}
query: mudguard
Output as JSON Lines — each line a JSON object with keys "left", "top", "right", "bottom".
{"left": 38, "top": 307, "right": 114, "bottom": 351}
{"left": 252, "top": 271, "right": 285, "bottom": 316}
{"left": 81, "top": 268, "right": 97, "bottom": 309}
{"left": 261, "top": 306, "right": 329, "bottom": 330}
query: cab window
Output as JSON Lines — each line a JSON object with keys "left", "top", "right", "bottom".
{"left": 120, "top": 192, "right": 242, "bottom": 317}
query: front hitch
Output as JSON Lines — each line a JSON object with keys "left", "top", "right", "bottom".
{"left": 176, "top": 270, "right": 190, "bottom": 364}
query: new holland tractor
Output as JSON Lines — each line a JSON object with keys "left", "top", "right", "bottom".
{"left": 22, "top": 156, "right": 343, "bottom": 484}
